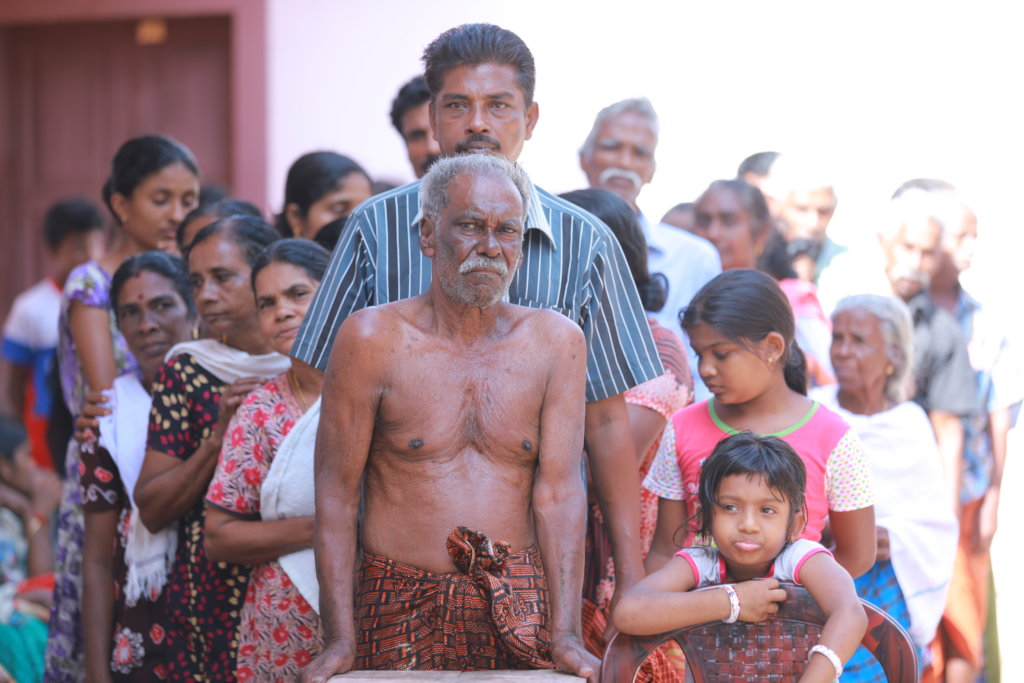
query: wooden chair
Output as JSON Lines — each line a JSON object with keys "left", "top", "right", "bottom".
{"left": 600, "top": 582, "right": 919, "bottom": 682}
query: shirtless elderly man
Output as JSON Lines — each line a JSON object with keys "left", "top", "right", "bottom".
{"left": 303, "top": 154, "right": 597, "bottom": 681}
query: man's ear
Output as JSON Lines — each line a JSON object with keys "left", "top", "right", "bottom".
{"left": 524, "top": 101, "right": 539, "bottom": 141}
{"left": 420, "top": 215, "right": 436, "bottom": 258}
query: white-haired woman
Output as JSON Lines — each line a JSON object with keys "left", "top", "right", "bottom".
{"left": 813, "top": 294, "right": 958, "bottom": 679}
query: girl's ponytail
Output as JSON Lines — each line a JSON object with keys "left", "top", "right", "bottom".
{"left": 783, "top": 340, "right": 808, "bottom": 396}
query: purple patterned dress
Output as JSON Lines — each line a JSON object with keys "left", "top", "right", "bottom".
{"left": 45, "top": 261, "right": 137, "bottom": 681}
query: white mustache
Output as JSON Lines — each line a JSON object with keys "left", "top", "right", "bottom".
{"left": 459, "top": 254, "right": 509, "bottom": 276}
{"left": 890, "top": 265, "right": 929, "bottom": 288}
{"left": 598, "top": 167, "right": 643, "bottom": 190}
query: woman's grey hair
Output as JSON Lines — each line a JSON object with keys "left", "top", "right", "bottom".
{"left": 420, "top": 154, "right": 532, "bottom": 222}
{"left": 832, "top": 294, "right": 915, "bottom": 403}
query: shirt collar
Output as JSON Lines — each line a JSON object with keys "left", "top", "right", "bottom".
{"left": 411, "top": 177, "right": 555, "bottom": 246}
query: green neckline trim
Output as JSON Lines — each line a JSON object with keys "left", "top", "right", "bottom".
{"left": 708, "top": 399, "right": 820, "bottom": 438}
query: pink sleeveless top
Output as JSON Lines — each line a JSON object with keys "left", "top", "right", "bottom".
{"left": 643, "top": 399, "right": 873, "bottom": 546}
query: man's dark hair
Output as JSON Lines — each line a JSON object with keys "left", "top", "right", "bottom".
{"left": 43, "top": 197, "right": 104, "bottom": 250}
{"left": 390, "top": 76, "right": 432, "bottom": 134}
{"left": 423, "top": 24, "right": 536, "bottom": 106}
{"left": 737, "top": 151, "right": 780, "bottom": 179}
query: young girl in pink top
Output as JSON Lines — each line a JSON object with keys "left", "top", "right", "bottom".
{"left": 616, "top": 432, "right": 867, "bottom": 682}
{"left": 644, "top": 269, "right": 876, "bottom": 577}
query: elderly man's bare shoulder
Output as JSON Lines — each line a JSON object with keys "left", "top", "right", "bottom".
{"left": 506, "top": 304, "right": 585, "bottom": 347}
{"left": 331, "top": 299, "right": 425, "bottom": 357}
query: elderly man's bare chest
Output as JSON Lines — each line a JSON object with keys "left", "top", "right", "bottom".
{"left": 377, "top": 337, "right": 548, "bottom": 456}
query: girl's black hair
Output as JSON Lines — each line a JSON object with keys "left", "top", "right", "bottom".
{"left": 177, "top": 198, "right": 263, "bottom": 253}
{"left": 559, "top": 188, "right": 668, "bottom": 312}
{"left": 250, "top": 238, "right": 331, "bottom": 291}
{"left": 111, "top": 251, "right": 196, "bottom": 319}
{"left": 681, "top": 269, "right": 807, "bottom": 394}
{"left": 274, "top": 152, "right": 371, "bottom": 236}
{"left": 0, "top": 415, "right": 28, "bottom": 463}
{"left": 696, "top": 431, "right": 807, "bottom": 539}
{"left": 103, "top": 135, "right": 200, "bottom": 224}
{"left": 189, "top": 215, "right": 281, "bottom": 268}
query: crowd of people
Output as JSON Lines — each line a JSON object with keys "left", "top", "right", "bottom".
{"left": 0, "top": 20, "right": 1018, "bottom": 683}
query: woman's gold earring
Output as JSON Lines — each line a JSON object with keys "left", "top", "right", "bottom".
{"left": 885, "top": 365, "right": 895, "bottom": 376}
{"left": 192, "top": 326, "right": 200, "bottom": 340}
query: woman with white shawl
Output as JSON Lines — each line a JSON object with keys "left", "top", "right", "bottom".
{"left": 133, "top": 217, "right": 290, "bottom": 681}
{"left": 813, "top": 294, "right": 958, "bottom": 679}
{"left": 80, "top": 252, "right": 196, "bottom": 680}
{"left": 203, "top": 239, "right": 329, "bottom": 682}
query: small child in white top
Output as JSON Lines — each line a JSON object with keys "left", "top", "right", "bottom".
{"left": 614, "top": 432, "right": 867, "bottom": 682}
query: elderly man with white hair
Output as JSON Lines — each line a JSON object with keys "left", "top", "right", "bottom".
{"left": 876, "top": 189, "right": 977, "bottom": 508}
{"left": 579, "top": 97, "right": 720, "bottom": 399}
{"left": 306, "top": 153, "right": 597, "bottom": 680}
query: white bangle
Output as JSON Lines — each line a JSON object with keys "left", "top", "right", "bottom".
{"left": 720, "top": 583, "right": 741, "bottom": 623}
{"left": 808, "top": 643, "right": 843, "bottom": 681}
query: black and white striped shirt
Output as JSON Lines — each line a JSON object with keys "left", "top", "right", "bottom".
{"left": 291, "top": 180, "right": 663, "bottom": 402}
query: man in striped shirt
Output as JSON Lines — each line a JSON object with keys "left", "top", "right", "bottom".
{"left": 295, "top": 23, "right": 662, "bottom": 677}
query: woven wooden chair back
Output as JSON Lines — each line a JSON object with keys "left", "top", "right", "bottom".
{"left": 600, "top": 582, "right": 919, "bottom": 682}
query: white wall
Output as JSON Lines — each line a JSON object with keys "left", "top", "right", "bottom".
{"left": 265, "top": 0, "right": 1023, "bottom": 316}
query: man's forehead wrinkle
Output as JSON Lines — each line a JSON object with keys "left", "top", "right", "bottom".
{"left": 457, "top": 209, "right": 485, "bottom": 222}
{"left": 448, "top": 208, "right": 523, "bottom": 225}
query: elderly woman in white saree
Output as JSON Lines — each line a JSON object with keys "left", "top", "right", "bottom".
{"left": 813, "top": 294, "right": 958, "bottom": 679}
